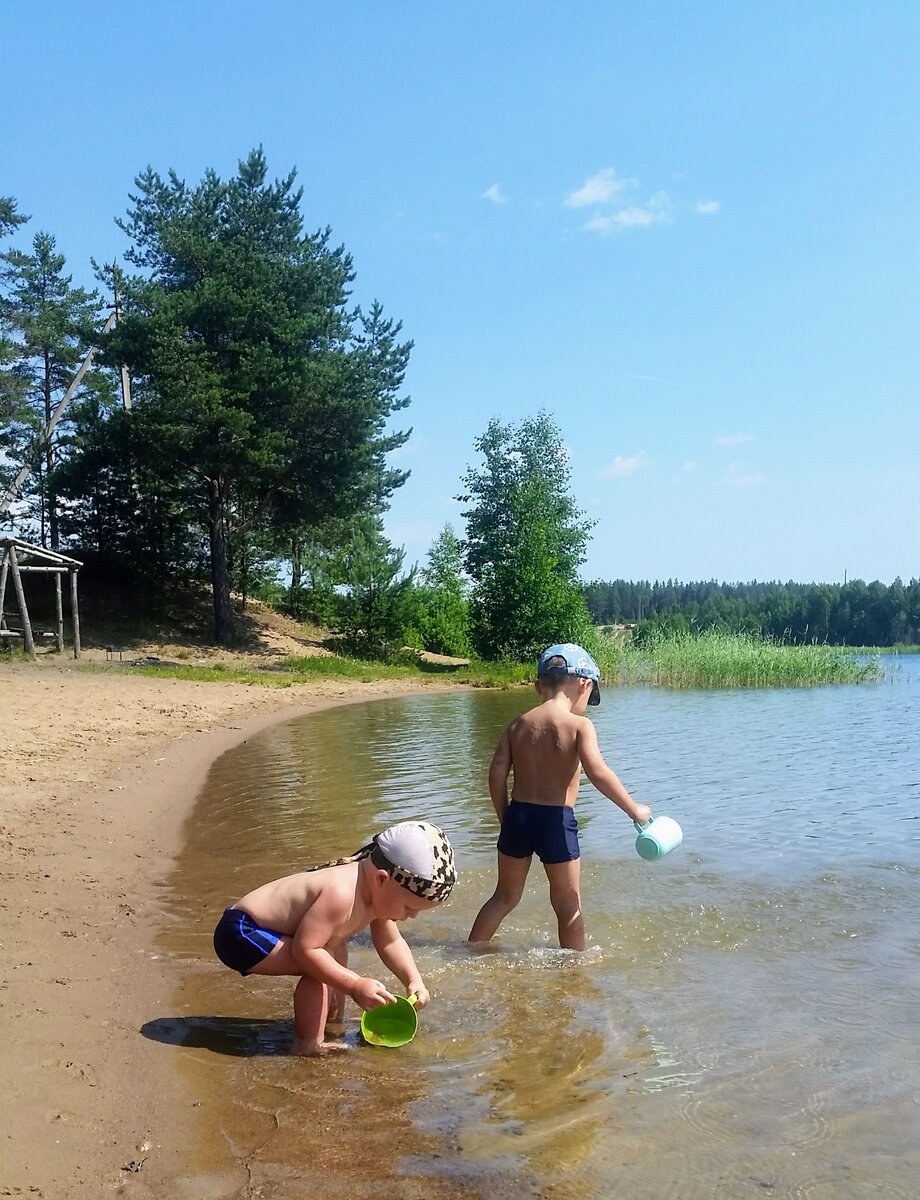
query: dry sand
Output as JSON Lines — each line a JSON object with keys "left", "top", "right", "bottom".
{"left": 0, "top": 657, "right": 469, "bottom": 1199}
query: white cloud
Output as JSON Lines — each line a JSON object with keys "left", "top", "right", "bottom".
{"left": 582, "top": 191, "right": 673, "bottom": 234}
{"left": 565, "top": 167, "right": 633, "bottom": 208}
{"left": 482, "top": 183, "right": 508, "bottom": 205}
{"left": 715, "top": 432, "right": 753, "bottom": 447}
{"left": 695, "top": 199, "right": 721, "bottom": 215}
{"left": 723, "top": 461, "right": 764, "bottom": 488}
{"left": 603, "top": 451, "right": 649, "bottom": 478}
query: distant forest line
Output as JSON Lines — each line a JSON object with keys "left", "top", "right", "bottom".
{"left": 583, "top": 578, "right": 920, "bottom": 647}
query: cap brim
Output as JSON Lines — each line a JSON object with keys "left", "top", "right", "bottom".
{"left": 588, "top": 679, "right": 600, "bottom": 706}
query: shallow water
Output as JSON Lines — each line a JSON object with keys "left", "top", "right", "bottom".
{"left": 158, "top": 658, "right": 920, "bottom": 1198}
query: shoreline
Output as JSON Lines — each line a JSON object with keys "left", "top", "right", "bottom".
{"left": 0, "top": 660, "right": 464, "bottom": 1198}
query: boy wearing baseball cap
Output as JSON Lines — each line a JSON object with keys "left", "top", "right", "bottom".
{"left": 213, "top": 821, "right": 456, "bottom": 1056}
{"left": 468, "top": 643, "right": 650, "bottom": 951}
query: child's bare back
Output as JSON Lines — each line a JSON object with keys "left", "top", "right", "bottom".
{"left": 504, "top": 701, "right": 594, "bottom": 807}
{"left": 234, "top": 862, "right": 368, "bottom": 943}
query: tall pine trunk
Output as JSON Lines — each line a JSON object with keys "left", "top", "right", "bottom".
{"left": 209, "top": 478, "right": 235, "bottom": 644}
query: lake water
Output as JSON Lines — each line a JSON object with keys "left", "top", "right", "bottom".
{"left": 156, "top": 658, "right": 920, "bottom": 1199}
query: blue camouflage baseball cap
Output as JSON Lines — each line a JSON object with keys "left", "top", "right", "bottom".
{"left": 537, "top": 643, "right": 601, "bottom": 705}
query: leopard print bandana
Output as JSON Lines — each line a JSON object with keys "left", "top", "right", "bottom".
{"left": 306, "top": 821, "right": 456, "bottom": 904}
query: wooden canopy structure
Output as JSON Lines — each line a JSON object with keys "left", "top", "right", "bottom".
{"left": 0, "top": 538, "right": 83, "bottom": 659}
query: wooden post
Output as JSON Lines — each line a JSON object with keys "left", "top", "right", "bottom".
{"left": 54, "top": 570, "right": 64, "bottom": 652}
{"left": 70, "top": 568, "right": 81, "bottom": 659}
{"left": 0, "top": 548, "right": 9, "bottom": 626}
{"left": 8, "top": 546, "right": 35, "bottom": 659}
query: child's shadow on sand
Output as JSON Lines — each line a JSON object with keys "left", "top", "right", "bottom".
{"left": 141, "top": 1015, "right": 296, "bottom": 1057}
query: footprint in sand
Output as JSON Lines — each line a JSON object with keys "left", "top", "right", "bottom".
{"left": 41, "top": 1058, "right": 98, "bottom": 1087}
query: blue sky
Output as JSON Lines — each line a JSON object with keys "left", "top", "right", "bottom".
{"left": 3, "top": 2, "right": 918, "bottom": 584}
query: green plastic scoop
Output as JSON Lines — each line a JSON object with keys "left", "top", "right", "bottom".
{"left": 360, "top": 994, "right": 419, "bottom": 1048}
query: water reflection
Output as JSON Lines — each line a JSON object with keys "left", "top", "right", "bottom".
{"left": 158, "top": 659, "right": 920, "bottom": 1199}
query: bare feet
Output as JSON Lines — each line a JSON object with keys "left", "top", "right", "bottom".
{"left": 291, "top": 1038, "right": 351, "bottom": 1057}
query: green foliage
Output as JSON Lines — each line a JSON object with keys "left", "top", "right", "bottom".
{"left": 282, "top": 521, "right": 353, "bottom": 627}
{"left": 422, "top": 523, "right": 466, "bottom": 594}
{"left": 407, "top": 585, "right": 472, "bottom": 657}
{"left": 409, "top": 524, "right": 471, "bottom": 656}
{"left": 332, "top": 522, "right": 416, "bottom": 660}
{"left": 460, "top": 412, "right": 595, "bottom": 661}
{"left": 0, "top": 230, "right": 109, "bottom": 546}
{"left": 0, "top": 196, "right": 29, "bottom": 429}
{"left": 0, "top": 197, "right": 29, "bottom": 240}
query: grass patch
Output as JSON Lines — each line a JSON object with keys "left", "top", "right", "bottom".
{"left": 99, "top": 663, "right": 302, "bottom": 687}
{"left": 75, "top": 653, "right": 535, "bottom": 691}
{"left": 279, "top": 654, "right": 415, "bottom": 681}
{"left": 277, "top": 654, "right": 533, "bottom": 689}
{"left": 596, "top": 630, "right": 882, "bottom": 688}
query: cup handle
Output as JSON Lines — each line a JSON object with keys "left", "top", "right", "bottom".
{"left": 634, "top": 819, "right": 651, "bottom": 832}
{"left": 406, "top": 993, "right": 418, "bottom": 1007}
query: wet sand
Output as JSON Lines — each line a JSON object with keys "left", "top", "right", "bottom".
{"left": 0, "top": 658, "right": 477, "bottom": 1199}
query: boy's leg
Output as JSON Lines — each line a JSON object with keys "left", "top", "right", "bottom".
{"left": 543, "top": 859, "right": 584, "bottom": 951}
{"left": 326, "top": 939, "right": 348, "bottom": 1025}
{"left": 467, "top": 853, "right": 532, "bottom": 942}
{"left": 292, "top": 974, "right": 349, "bottom": 1056}
{"left": 248, "top": 936, "right": 349, "bottom": 1055}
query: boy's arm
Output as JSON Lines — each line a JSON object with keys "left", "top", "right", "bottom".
{"left": 576, "top": 719, "right": 651, "bottom": 824}
{"left": 370, "top": 918, "right": 430, "bottom": 1006}
{"left": 291, "top": 892, "right": 397, "bottom": 1010}
{"left": 488, "top": 726, "right": 513, "bottom": 822}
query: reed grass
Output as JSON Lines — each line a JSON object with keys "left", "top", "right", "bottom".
{"left": 595, "top": 629, "right": 881, "bottom": 688}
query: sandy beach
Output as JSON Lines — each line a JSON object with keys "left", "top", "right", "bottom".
{"left": 0, "top": 657, "right": 465, "bottom": 1199}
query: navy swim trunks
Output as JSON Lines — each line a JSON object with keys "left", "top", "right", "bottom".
{"left": 497, "top": 801, "right": 580, "bottom": 864}
{"left": 213, "top": 907, "right": 283, "bottom": 975}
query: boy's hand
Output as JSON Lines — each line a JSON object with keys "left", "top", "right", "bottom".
{"left": 633, "top": 803, "right": 652, "bottom": 825}
{"left": 408, "top": 982, "right": 430, "bottom": 1007}
{"left": 351, "top": 976, "right": 398, "bottom": 1011}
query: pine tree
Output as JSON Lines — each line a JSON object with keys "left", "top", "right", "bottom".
{"left": 0, "top": 231, "right": 106, "bottom": 547}
{"left": 412, "top": 523, "right": 471, "bottom": 656}
{"left": 0, "top": 195, "right": 29, "bottom": 436}
{"left": 334, "top": 520, "right": 416, "bottom": 660}
{"left": 107, "top": 148, "right": 412, "bottom": 643}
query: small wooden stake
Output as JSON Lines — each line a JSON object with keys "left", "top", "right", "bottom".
{"left": 70, "top": 568, "right": 81, "bottom": 659}
{"left": 8, "top": 545, "right": 35, "bottom": 659}
{"left": 55, "top": 570, "right": 64, "bottom": 652}
{"left": 0, "top": 548, "right": 9, "bottom": 626}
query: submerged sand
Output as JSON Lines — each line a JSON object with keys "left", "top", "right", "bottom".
{"left": 0, "top": 659, "right": 479, "bottom": 1199}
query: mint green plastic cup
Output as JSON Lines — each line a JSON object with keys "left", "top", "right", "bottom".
{"left": 360, "top": 994, "right": 419, "bottom": 1048}
{"left": 634, "top": 815, "right": 683, "bottom": 861}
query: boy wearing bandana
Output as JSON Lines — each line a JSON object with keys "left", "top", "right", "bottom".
{"left": 213, "top": 821, "right": 456, "bottom": 1056}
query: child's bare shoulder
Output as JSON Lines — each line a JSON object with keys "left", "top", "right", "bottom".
{"left": 305, "top": 861, "right": 359, "bottom": 899}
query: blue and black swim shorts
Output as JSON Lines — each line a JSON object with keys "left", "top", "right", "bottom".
{"left": 213, "top": 907, "right": 283, "bottom": 975}
{"left": 497, "top": 801, "right": 581, "bottom": 864}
